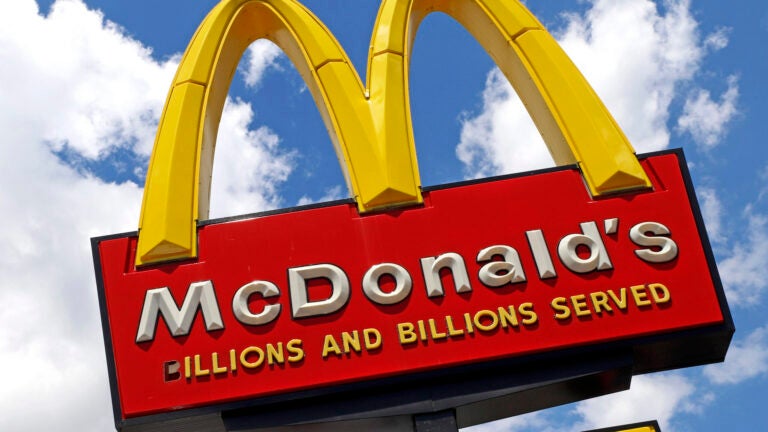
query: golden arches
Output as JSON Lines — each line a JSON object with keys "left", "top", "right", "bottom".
{"left": 136, "top": 0, "right": 650, "bottom": 265}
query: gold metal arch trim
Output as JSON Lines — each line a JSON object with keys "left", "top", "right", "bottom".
{"left": 136, "top": 0, "right": 651, "bottom": 266}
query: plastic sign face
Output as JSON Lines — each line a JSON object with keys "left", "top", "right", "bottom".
{"left": 93, "top": 150, "right": 732, "bottom": 424}
{"left": 92, "top": 0, "right": 732, "bottom": 429}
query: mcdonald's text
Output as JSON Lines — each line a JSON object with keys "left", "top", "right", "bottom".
{"left": 134, "top": 219, "right": 677, "bottom": 342}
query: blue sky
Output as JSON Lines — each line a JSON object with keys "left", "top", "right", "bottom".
{"left": 0, "top": 0, "right": 766, "bottom": 431}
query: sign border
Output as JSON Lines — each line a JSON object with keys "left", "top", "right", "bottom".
{"left": 92, "top": 149, "right": 734, "bottom": 430}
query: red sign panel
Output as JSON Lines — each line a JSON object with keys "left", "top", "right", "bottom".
{"left": 93, "top": 150, "right": 731, "bottom": 422}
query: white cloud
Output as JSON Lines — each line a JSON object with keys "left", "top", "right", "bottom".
{"left": 704, "top": 27, "right": 731, "bottom": 52}
{"left": 704, "top": 325, "right": 768, "bottom": 385}
{"left": 695, "top": 186, "right": 768, "bottom": 307}
{"left": 0, "top": 2, "right": 161, "bottom": 429}
{"left": 463, "top": 411, "right": 557, "bottom": 432}
{"left": 456, "top": 69, "right": 550, "bottom": 178}
{"left": 209, "top": 98, "right": 294, "bottom": 218}
{"left": 677, "top": 75, "right": 739, "bottom": 150}
{"left": 0, "top": 0, "right": 178, "bottom": 159}
{"left": 717, "top": 208, "right": 768, "bottom": 307}
{"left": 458, "top": 0, "right": 714, "bottom": 177}
{"left": 0, "top": 123, "right": 143, "bottom": 432}
{"left": 558, "top": 0, "right": 701, "bottom": 152}
{"left": 692, "top": 186, "right": 768, "bottom": 307}
{"left": 697, "top": 187, "right": 726, "bottom": 246}
{"left": 0, "top": 307, "right": 117, "bottom": 432}
{"left": 572, "top": 373, "right": 699, "bottom": 432}
{"left": 0, "top": 1, "right": 294, "bottom": 430}
{"left": 296, "top": 185, "right": 345, "bottom": 206}
{"left": 242, "top": 39, "right": 284, "bottom": 88}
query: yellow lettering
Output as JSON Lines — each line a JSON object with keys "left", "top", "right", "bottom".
{"left": 240, "top": 346, "right": 265, "bottom": 369}
{"left": 551, "top": 297, "right": 571, "bottom": 320}
{"left": 428, "top": 319, "right": 447, "bottom": 340}
{"left": 649, "top": 283, "right": 671, "bottom": 304}
{"left": 498, "top": 306, "right": 519, "bottom": 327}
{"left": 211, "top": 352, "right": 227, "bottom": 374}
{"left": 363, "top": 328, "right": 382, "bottom": 350}
{"left": 266, "top": 342, "right": 284, "bottom": 365}
{"left": 590, "top": 291, "right": 612, "bottom": 314}
{"left": 322, "top": 334, "right": 342, "bottom": 358}
{"left": 474, "top": 309, "right": 499, "bottom": 332}
{"left": 571, "top": 294, "right": 591, "bottom": 317}
{"left": 463, "top": 312, "right": 475, "bottom": 334}
{"left": 194, "top": 354, "right": 210, "bottom": 377}
{"left": 631, "top": 284, "right": 651, "bottom": 307}
{"left": 417, "top": 320, "right": 428, "bottom": 341}
{"left": 519, "top": 302, "right": 538, "bottom": 325}
{"left": 184, "top": 356, "right": 191, "bottom": 379}
{"left": 229, "top": 349, "right": 237, "bottom": 371}
{"left": 607, "top": 288, "right": 628, "bottom": 309}
{"left": 287, "top": 339, "right": 305, "bottom": 363}
{"left": 398, "top": 322, "right": 417, "bottom": 344}
{"left": 342, "top": 331, "right": 362, "bottom": 353}
{"left": 445, "top": 315, "right": 464, "bottom": 336}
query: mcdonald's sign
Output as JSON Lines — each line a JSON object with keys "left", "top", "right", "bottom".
{"left": 92, "top": 0, "right": 733, "bottom": 430}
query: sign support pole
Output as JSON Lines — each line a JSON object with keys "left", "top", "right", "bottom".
{"left": 414, "top": 410, "right": 458, "bottom": 432}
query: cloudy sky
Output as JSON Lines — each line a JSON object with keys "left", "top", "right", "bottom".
{"left": 0, "top": 0, "right": 766, "bottom": 430}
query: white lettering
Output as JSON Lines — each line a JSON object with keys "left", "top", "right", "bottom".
{"left": 420, "top": 253, "right": 471, "bottom": 297}
{"left": 136, "top": 281, "right": 223, "bottom": 343}
{"left": 630, "top": 221, "right": 678, "bottom": 263}
{"left": 232, "top": 281, "right": 281, "bottom": 326}
{"left": 289, "top": 264, "right": 350, "bottom": 318}
{"left": 557, "top": 221, "right": 613, "bottom": 273}
{"left": 477, "top": 245, "right": 526, "bottom": 287}
{"left": 363, "top": 263, "right": 412, "bottom": 305}
{"left": 526, "top": 229, "right": 557, "bottom": 279}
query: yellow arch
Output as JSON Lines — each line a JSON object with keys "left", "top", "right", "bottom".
{"left": 369, "top": 0, "right": 650, "bottom": 193}
{"left": 137, "top": 0, "right": 422, "bottom": 265}
{"left": 136, "top": 0, "right": 650, "bottom": 265}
